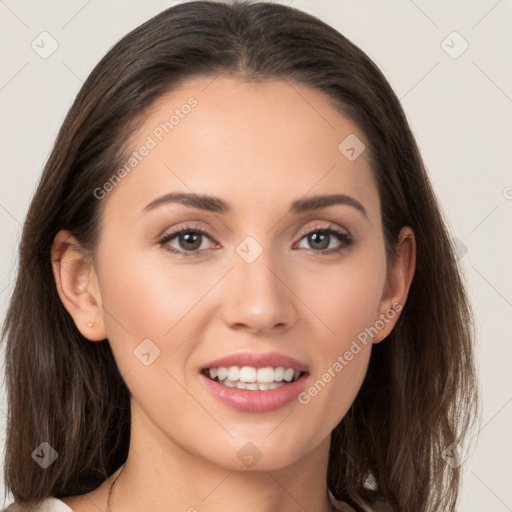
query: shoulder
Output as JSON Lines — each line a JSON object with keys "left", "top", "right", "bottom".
{"left": 3, "top": 497, "right": 74, "bottom": 512}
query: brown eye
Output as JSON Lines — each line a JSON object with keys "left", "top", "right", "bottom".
{"left": 159, "top": 226, "right": 217, "bottom": 257}
{"left": 305, "top": 231, "right": 331, "bottom": 250}
{"left": 295, "top": 224, "right": 353, "bottom": 255}
{"left": 175, "top": 231, "right": 203, "bottom": 251}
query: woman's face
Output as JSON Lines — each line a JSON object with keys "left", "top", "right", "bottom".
{"left": 75, "top": 76, "right": 409, "bottom": 471}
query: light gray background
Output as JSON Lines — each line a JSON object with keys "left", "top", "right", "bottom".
{"left": 1, "top": 1, "right": 511, "bottom": 510}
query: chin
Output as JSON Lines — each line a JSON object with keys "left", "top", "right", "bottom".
{"left": 201, "top": 432, "right": 317, "bottom": 472}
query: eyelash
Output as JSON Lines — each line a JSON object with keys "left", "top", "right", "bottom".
{"left": 158, "top": 222, "right": 354, "bottom": 258}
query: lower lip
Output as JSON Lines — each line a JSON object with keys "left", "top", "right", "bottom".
{"left": 199, "top": 373, "right": 308, "bottom": 412}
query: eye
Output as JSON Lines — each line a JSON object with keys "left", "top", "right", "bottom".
{"left": 158, "top": 222, "right": 353, "bottom": 258}
{"left": 158, "top": 224, "right": 218, "bottom": 258}
{"left": 294, "top": 223, "right": 353, "bottom": 255}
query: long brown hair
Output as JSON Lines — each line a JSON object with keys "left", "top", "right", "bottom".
{"left": 1, "top": 1, "right": 478, "bottom": 510}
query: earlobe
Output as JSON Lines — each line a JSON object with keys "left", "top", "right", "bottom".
{"left": 373, "top": 226, "right": 416, "bottom": 343}
{"left": 50, "top": 230, "right": 107, "bottom": 341}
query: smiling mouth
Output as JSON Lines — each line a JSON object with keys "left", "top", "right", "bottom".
{"left": 201, "top": 366, "right": 306, "bottom": 391}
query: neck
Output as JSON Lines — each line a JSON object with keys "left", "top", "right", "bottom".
{"left": 107, "top": 401, "right": 334, "bottom": 512}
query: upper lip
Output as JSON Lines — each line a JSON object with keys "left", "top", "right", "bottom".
{"left": 201, "top": 352, "right": 309, "bottom": 372}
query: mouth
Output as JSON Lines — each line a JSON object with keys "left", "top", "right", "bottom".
{"left": 201, "top": 366, "right": 307, "bottom": 391}
{"left": 199, "top": 353, "right": 310, "bottom": 412}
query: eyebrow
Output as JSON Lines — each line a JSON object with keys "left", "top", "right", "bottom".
{"left": 142, "top": 192, "right": 368, "bottom": 219}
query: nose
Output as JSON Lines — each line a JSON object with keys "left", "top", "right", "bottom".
{"left": 220, "top": 246, "right": 298, "bottom": 335}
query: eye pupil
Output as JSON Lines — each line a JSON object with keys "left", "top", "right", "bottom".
{"left": 309, "top": 232, "right": 329, "bottom": 250}
{"left": 180, "top": 232, "right": 201, "bottom": 250}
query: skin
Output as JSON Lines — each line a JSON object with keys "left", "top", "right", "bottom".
{"left": 51, "top": 76, "right": 415, "bottom": 512}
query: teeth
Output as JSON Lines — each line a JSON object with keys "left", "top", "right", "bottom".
{"left": 235, "top": 381, "right": 286, "bottom": 391}
{"left": 227, "top": 366, "right": 239, "bottom": 381}
{"left": 205, "top": 365, "right": 303, "bottom": 390}
{"left": 283, "top": 368, "right": 295, "bottom": 382}
{"left": 239, "top": 366, "right": 257, "bottom": 382}
{"left": 273, "top": 367, "right": 285, "bottom": 381}
{"left": 256, "top": 367, "right": 275, "bottom": 383}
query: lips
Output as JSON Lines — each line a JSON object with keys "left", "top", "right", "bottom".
{"left": 199, "top": 351, "right": 310, "bottom": 412}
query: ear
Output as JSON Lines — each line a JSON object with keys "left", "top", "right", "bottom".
{"left": 50, "top": 230, "right": 107, "bottom": 341}
{"left": 372, "top": 226, "right": 416, "bottom": 343}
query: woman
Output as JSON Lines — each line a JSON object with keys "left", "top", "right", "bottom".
{"left": 1, "top": 1, "right": 478, "bottom": 511}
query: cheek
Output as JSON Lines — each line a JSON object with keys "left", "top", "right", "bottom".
{"left": 95, "top": 240, "right": 231, "bottom": 382}
{"left": 97, "top": 244, "right": 216, "bottom": 337}
{"left": 292, "top": 250, "right": 385, "bottom": 422}
{"left": 296, "top": 254, "right": 386, "bottom": 350}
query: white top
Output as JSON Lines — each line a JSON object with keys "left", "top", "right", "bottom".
{"left": 4, "top": 498, "right": 74, "bottom": 512}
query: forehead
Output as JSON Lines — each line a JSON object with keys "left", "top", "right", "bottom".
{"left": 104, "top": 75, "right": 379, "bottom": 222}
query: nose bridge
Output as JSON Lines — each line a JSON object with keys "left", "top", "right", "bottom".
{"left": 221, "top": 235, "right": 296, "bottom": 332}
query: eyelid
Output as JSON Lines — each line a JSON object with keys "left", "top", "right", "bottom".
{"left": 296, "top": 221, "right": 350, "bottom": 239}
